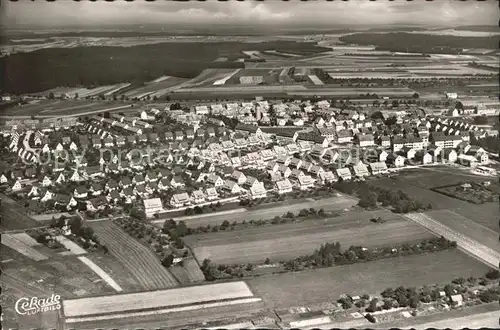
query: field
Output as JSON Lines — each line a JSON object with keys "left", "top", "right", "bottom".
{"left": 185, "top": 210, "right": 434, "bottom": 264}
{"left": 155, "top": 195, "right": 357, "bottom": 228}
{"left": 169, "top": 258, "right": 206, "bottom": 284}
{"left": 1, "top": 234, "right": 48, "bottom": 261}
{"left": 89, "top": 221, "right": 180, "bottom": 290}
{"left": 370, "top": 167, "right": 499, "bottom": 230}
{"left": 120, "top": 76, "right": 188, "bottom": 99}
{"left": 0, "top": 194, "right": 42, "bottom": 230}
{"left": 423, "top": 209, "right": 500, "bottom": 254}
{"left": 0, "top": 99, "right": 133, "bottom": 117}
{"left": 65, "top": 298, "right": 268, "bottom": 330}
{"left": 1, "top": 245, "right": 118, "bottom": 298}
{"left": 62, "top": 281, "right": 254, "bottom": 317}
{"left": 375, "top": 303, "right": 500, "bottom": 329}
{"left": 55, "top": 235, "right": 87, "bottom": 255}
{"left": 247, "top": 249, "right": 492, "bottom": 309}
{"left": 78, "top": 256, "right": 123, "bottom": 292}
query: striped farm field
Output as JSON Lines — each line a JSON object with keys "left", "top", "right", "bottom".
{"left": 1, "top": 234, "right": 48, "bottom": 261}
{"left": 90, "top": 221, "right": 179, "bottom": 290}
{"left": 186, "top": 210, "right": 434, "bottom": 265}
{"left": 62, "top": 281, "right": 255, "bottom": 318}
{"left": 9, "top": 233, "right": 41, "bottom": 247}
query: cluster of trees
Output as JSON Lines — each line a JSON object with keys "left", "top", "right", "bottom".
{"left": 336, "top": 181, "right": 432, "bottom": 213}
{"left": 48, "top": 215, "right": 106, "bottom": 251}
{"left": 200, "top": 259, "right": 254, "bottom": 281}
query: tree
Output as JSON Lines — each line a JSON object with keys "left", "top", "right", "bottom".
{"left": 74, "top": 92, "right": 79, "bottom": 100}
{"left": 485, "top": 269, "right": 500, "bottom": 280}
{"left": 265, "top": 257, "right": 271, "bottom": 264}
{"left": 69, "top": 216, "right": 82, "bottom": 235}
{"left": 412, "top": 92, "right": 420, "bottom": 99}
{"left": 48, "top": 92, "right": 55, "bottom": 99}
{"left": 162, "top": 254, "right": 174, "bottom": 268}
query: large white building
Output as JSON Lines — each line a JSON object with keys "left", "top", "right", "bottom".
{"left": 144, "top": 198, "right": 163, "bottom": 217}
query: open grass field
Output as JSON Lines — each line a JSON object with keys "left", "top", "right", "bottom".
{"left": 2, "top": 234, "right": 48, "bottom": 261}
{"left": 89, "top": 221, "right": 180, "bottom": 290}
{"left": 186, "top": 210, "right": 434, "bottom": 264}
{"left": 55, "top": 235, "right": 87, "bottom": 255}
{"left": 247, "top": 249, "right": 492, "bottom": 309}
{"left": 158, "top": 195, "right": 357, "bottom": 228}
{"left": 370, "top": 167, "right": 499, "bottom": 230}
{"left": 62, "top": 281, "right": 254, "bottom": 317}
{"left": 424, "top": 209, "right": 500, "bottom": 254}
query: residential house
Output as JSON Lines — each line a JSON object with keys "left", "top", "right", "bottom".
{"left": 170, "top": 175, "right": 185, "bottom": 188}
{"left": 379, "top": 136, "right": 391, "bottom": 148}
{"left": 276, "top": 179, "right": 293, "bottom": 194}
{"left": 0, "top": 174, "right": 8, "bottom": 184}
{"left": 69, "top": 170, "right": 82, "bottom": 182}
{"left": 41, "top": 175, "right": 53, "bottom": 187}
{"left": 351, "top": 161, "right": 370, "bottom": 177}
{"left": 457, "top": 154, "right": 478, "bottom": 167}
{"left": 249, "top": 183, "right": 267, "bottom": 199}
{"left": 40, "top": 190, "right": 54, "bottom": 202}
{"left": 336, "top": 168, "right": 352, "bottom": 181}
{"left": 191, "top": 190, "right": 206, "bottom": 204}
{"left": 90, "top": 183, "right": 103, "bottom": 196}
{"left": 337, "top": 129, "right": 353, "bottom": 143}
{"left": 86, "top": 196, "right": 108, "bottom": 212}
{"left": 297, "top": 175, "right": 315, "bottom": 190}
{"left": 221, "top": 180, "right": 241, "bottom": 195}
{"left": 357, "top": 134, "right": 375, "bottom": 147}
{"left": 144, "top": 198, "right": 163, "bottom": 217}
{"left": 369, "top": 162, "right": 389, "bottom": 175}
{"left": 318, "top": 170, "right": 336, "bottom": 184}
{"left": 27, "top": 185, "right": 40, "bottom": 199}
{"left": 74, "top": 186, "right": 88, "bottom": 199}
{"left": 205, "top": 187, "right": 219, "bottom": 201}
{"left": 443, "top": 149, "right": 458, "bottom": 163}
{"left": 230, "top": 170, "right": 246, "bottom": 185}
{"left": 387, "top": 154, "right": 405, "bottom": 168}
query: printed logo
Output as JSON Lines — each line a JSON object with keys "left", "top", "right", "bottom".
{"left": 15, "top": 294, "right": 62, "bottom": 316}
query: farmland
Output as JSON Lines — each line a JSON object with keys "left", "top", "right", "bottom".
{"left": 120, "top": 76, "right": 188, "bottom": 99}
{"left": 1, "top": 245, "right": 118, "bottom": 298}
{"left": 185, "top": 210, "right": 434, "bottom": 264}
{"left": 0, "top": 194, "right": 42, "bottom": 230}
{"left": 370, "top": 168, "right": 499, "bottom": 231}
{"left": 247, "top": 249, "right": 492, "bottom": 309}
{"left": 62, "top": 281, "right": 255, "bottom": 317}
{"left": 155, "top": 195, "right": 357, "bottom": 228}
{"left": 2, "top": 234, "right": 48, "bottom": 261}
{"left": 422, "top": 209, "right": 500, "bottom": 254}
{"left": 90, "top": 221, "right": 180, "bottom": 290}
{"left": 65, "top": 298, "right": 268, "bottom": 330}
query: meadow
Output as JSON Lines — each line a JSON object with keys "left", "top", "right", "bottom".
{"left": 186, "top": 210, "right": 434, "bottom": 265}
{"left": 247, "top": 249, "right": 492, "bottom": 309}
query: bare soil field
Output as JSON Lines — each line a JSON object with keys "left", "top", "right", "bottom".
{"left": 90, "top": 221, "right": 180, "bottom": 290}
{"left": 160, "top": 195, "right": 357, "bottom": 228}
{"left": 186, "top": 210, "right": 434, "bottom": 264}
{"left": 247, "top": 249, "right": 492, "bottom": 309}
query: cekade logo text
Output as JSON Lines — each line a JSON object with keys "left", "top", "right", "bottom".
{"left": 15, "top": 294, "right": 62, "bottom": 316}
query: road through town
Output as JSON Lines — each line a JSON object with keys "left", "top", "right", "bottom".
{"left": 404, "top": 213, "right": 500, "bottom": 269}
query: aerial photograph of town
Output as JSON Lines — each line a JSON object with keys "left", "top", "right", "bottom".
{"left": 0, "top": 0, "right": 499, "bottom": 329}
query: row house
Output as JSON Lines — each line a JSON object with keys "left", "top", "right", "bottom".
{"left": 392, "top": 135, "right": 424, "bottom": 152}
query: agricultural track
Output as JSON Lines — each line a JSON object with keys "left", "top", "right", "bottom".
{"left": 404, "top": 213, "right": 500, "bottom": 269}
{"left": 90, "top": 221, "right": 179, "bottom": 290}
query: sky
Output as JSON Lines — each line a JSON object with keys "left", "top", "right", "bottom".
{"left": 3, "top": 0, "right": 499, "bottom": 29}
